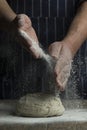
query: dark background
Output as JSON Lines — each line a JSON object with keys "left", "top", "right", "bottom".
{"left": 0, "top": 0, "right": 87, "bottom": 99}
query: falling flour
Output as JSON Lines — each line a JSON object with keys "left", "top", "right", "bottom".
{"left": 19, "top": 30, "right": 53, "bottom": 67}
{"left": 16, "top": 30, "right": 65, "bottom": 117}
{"left": 19, "top": 30, "right": 58, "bottom": 94}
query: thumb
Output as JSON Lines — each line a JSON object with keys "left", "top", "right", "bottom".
{"left": 48, "top": 42, "right": 62, "bottom": 59}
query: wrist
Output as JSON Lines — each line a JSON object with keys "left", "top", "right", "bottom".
{"left": 62, "top": 32, "right": 84, "bottom": 57}
{"left": 61, "top": 39, "right": 76, "bottom": 58}
{"left": 0, "top": 13, "right": 17, "bottom": 31}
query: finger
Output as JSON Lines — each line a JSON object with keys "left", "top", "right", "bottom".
{"left": 54, "top": 56, "right": 72, "bottom": 77}
{"left": 18, "top": 30, "right": 34, "bottom": 46}
{"left": 17, "top": 30, "right": 41, "bottom": 58}
{"left": 17, "top": 36, "right": 40, "bottom": 58}
{"left": 56, "top": 67, "right": 71, "bottom": 91}
{"left": 58, "top": 75, "right": 68, "bottom": 91}
{"left": 54, "top": 61, "right": 62, "bottom": 76}
{"left": 56, "top": 77, "right": 65, "bottom": 91}
{"left": 30, "top": 46, "right": 40, "bottom": 59}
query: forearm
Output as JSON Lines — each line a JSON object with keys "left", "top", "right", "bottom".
{"left": 0, "top": 0, "right": 16, "bottom": 30}
{"left": 63, "top": 2, "right": 87, "bottom": 56}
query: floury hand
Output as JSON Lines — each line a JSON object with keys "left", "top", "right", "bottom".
{"left": 48, "top": 42, "right": 72, "bottom": 91}
{"left": 18, "top": 29, "right": 54, "bottom": 66}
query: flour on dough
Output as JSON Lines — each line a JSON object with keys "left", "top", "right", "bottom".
{"left": 16, "top": 93, "right": 65, "bottom": 117}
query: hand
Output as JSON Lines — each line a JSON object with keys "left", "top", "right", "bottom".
{"left": 12, "top": 14, "right": 40, "bottom": 58}
{"left": 48, "top": 41, "right": 72, "bottom": 91}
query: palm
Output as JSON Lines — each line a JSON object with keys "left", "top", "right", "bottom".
{"left": 49, "top": 42, "right": 72, "bottom": 91}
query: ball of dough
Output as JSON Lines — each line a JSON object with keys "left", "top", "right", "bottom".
{"left": 16, "top": 93, "right": 65, "bottom": 117}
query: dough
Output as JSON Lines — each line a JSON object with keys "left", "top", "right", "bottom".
{"left": 16, "top": 93, "right": 65, "bottom": 117}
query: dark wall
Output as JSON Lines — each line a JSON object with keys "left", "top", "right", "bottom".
{"left": 0, "top": 0, "right": 87, "bottom": 99}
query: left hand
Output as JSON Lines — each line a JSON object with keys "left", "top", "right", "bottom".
{"left": 48, "top": 41, "right": 72, "bottom": 91}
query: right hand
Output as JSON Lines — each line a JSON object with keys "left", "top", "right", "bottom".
{"left": 12, "top": 14, "right": 40, "bottom": 58}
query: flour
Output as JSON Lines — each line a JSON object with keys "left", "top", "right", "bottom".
{"left": 19, "top": 30, "right": 53, "bottom": 66}
{"left": 16, "top": 31, "right": 65, "bottom": 117}
{"left": 19, "top": 30, "right": 58, "bottom": 94}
